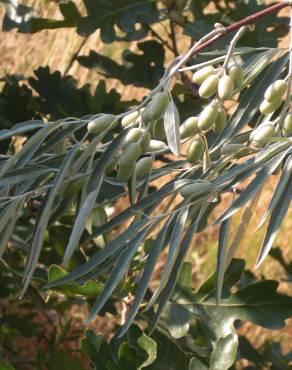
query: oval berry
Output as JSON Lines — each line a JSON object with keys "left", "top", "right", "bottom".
{"left": 192, "top": 66, "right": 215, "bottom": 85}
{"left": 251, "top": 124, "right": 276, "bottom": 148}
{"left": 179, "top": 117, "right": 199, "bottom": 139}
{"left": 136, "top": 157, "right": 153, "bottom": 180}
{"left": 141, "top": 92, "right": 170, "bottom": 124}
{"left": 87, "top": 114, "right": 117, "bottom": 134}
{"left": 187, "top": 138, "right": 205, "bottom": 164}
{"left": 228, "top": 64, "right": 244, "bottom": 89}
{"left": 264, "top": 80, "right": 287, "bottom": 102}
{"left": 119, "top": 143, "right": 142, "bottom": 166}
{"left": 199, "top": 74, "right": 220, "bottom": 99}
{"left": 283, "top": 113, "right": 292, "bottom": 136}
{"left": 260, "top": 98, "right": 283, "bottom": 115}
{"left": 218, "top": 75, "right": 234, "bottom": 101}
{"left": 198, "top": 102, "right": 219, "bottom": 131}
{"left": 213, "top": 106, "right": 226, "bottom": 132}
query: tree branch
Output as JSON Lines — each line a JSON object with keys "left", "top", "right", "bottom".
{"left": 191, "top": 1, "right": 291, "bottom": 58}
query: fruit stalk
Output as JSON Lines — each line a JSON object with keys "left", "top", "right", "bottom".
{"left": 222, "top": 26, "right": 249, "bottom": 70}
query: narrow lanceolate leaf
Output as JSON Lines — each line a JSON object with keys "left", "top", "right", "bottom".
{"left": 90, "top": 179, "right": 191, "bottom": 239}
{"left": 86, "top": 129, "right": 126, "bottom": 194}
{"left": 256, "top": 173, "right": 292, "bottom": 267}
{"left": 216, "top": 219, "right": 231, "bottom": 304}
{"left": 63, "top": 131, "right": 126, "bottom": 265}
{"left": 164, "top": 92, "right": 180, "bottom": 156}
{"left": 225, "top": 190, "right": 262, "bottom": 268}
{"left": 0, "top": 120, "right": 44, "bottom": 142}
{"left": 0, "top": 200, "right": 22, "bottom": 235}
{"left": 46, "top": 218, "right": 150, "bottom": 289}
{"left": 149, "top": 206, "right": 203, "bottom": 331}
{"left": 0, "top": 120, "right": 62, "bottom": 177}
{"left": 21, "top": 143, "right": 80, "bottom": 296}
{"left": 86, "top": 224, "right": 153, "bottom": 323}
{"left": 256, "top": 155, "right": 292, "bottom": 231}
{"left": 0, "top": 199, "right": 24, "bottom": 258}
{"left": 119, "top": 215, "right": 176, "bottom": 336}
{"left": 215, "top": 152, "right": 287, "bottom": 225}
{"left": 148, "top": 207, "right": 189, "bottom": 308}
{"left": 63, "top": 186, "right": 103, "bottom": 266}
{"left": 0, "top": 166, "right": 52, "bottom": 188}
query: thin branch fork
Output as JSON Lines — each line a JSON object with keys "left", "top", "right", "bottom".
{"left": 173, "top": 0, "right": 292, "bottom": 77}
{"left": 190, "top": 1, "right": 291, "bottom": 58}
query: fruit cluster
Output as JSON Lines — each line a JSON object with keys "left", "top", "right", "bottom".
{"left": 86, "top": 67, "right": 292, "bottom": 185}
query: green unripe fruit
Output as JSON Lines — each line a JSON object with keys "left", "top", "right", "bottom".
{"left": 119, "top": 143, "right": 141, "bottom": 166}
{"left": 87, "top": 114, "right": 117, "bottom": 134}
{"left": 152, "top": 118, "right": 166, "bottom": 140}
{"left": 148, "top": 140, "right": 167, "bottom": 152}
{"left": 117, "top": 164, "right": 135, "bottom": 182}
{"left": 122, "top": 128, "right": 143, "bottom": 149}
{"left": 221, "top": 143, "right": 246, "bottom": 154}
{"left": 141, "top": 92, "right": 170, "bottom": 123}
{"left": 105, "top": 159, "right": 118, "bottom": 175}
{"left": 199, "top": 74, "right": 220, "bottom": 99}
{"left": 94, "top": 207, "right": 108, "bottom": 227}
{"left": 251, "top": 124, "right": 276, "bottom": 148}
{"left": 260, "top": 98, "right": 283, "bottom": 115}
{"left": 136, "top": 157, "right": 153, "bottom": 180}
{"left": 179, "top": 117, "right": 199, "bottom": 139}
{"left": 228, "top": 64, "right": 244, "bottom": 89}
{"left": 140, "top": 129, "right": 151, "bottom": 152}
{"left": 187, "top": 138, "right": 205, "bottom": 164}
{"left": 213, "top": 106, "right": 226, "bottom": 132}
{"left": 180, "top": 180, "right": 213, "bottom": 198}
{"left": 218, "top": 75, "right": 234, "bottom": 101}
{"left": 64, "top": 178, "right": 85, "bottom": 196}
{"left": 121, "top": 111, "right": 139, "bottom": 127}
{"left": 198, "top": 102, "right": 219, "bottom": 131}
{"left": 283, "top": 113, "right": 292, "bottom": 136}
{"left": 192, "top": 66, "right": 215, "bottom": 85}
{"left": 264, "top": 79, "right": 287, "bottom": 102}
